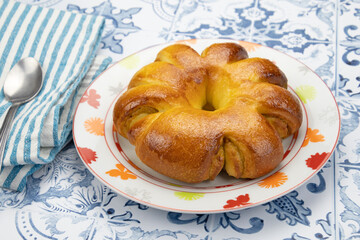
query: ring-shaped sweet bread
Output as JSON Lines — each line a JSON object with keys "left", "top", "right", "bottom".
{"left": 113, "top": 42, "right": 302, "bottom": 183}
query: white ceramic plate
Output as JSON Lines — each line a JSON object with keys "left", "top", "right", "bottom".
{"left": 73, "top": 39, "right": 340, "bottom": 213}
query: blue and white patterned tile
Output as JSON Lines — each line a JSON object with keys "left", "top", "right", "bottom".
{"left": 0, "top": 208, "right": 97, "bottom": 239}
{"left": 335, "top": 98, "right": 360, "bottom": 240}
{"left": 85, "top": 209, "right": 176, "bottom": 240}
{"left": 86, "top": 218, "right": 186, "bottom": 240}
{"left": 337, "top": 47, "right": 360, "bottom": 98}
{"left": 22, "top": 0, "right": 180, "bottom": 31}
{"left": 166, "top": 208, "right": 266, "bottom": 240}
{"left": 20, "top": 0, "right": 176, "bottom": 61}
{"left": 107, "top": 29, "right": 169, "bottom": 62}
{"left": 171, "top": 0, "right": 256, "bottom": 41}
{"left": 339, "top": 0, "right": 360, "bottom": 17}
{"left": 253, "top": 0, "right": 336, "bottom": 43}
{"left": 0, "top": 142, "right": 107, "bottom": 218}
{"left": 14, "top": 209, "right": 95, "bottom": 239}
{"left": 209, "top": 208, "right": 333, "bottom": 240}
{"left": 89, "top": 219, "right": 202, "bottom": 240}
{"left": 337, "top": 0, "right": 360, "bottom": 98}
{"left": 97, "top": 189, "right": 208, "bottom": 239}
{"left": 250, "top": 1, "right": 337, "bottom": 92}
{"left": 65, "top": 0, "right": 173, "bottom": 58}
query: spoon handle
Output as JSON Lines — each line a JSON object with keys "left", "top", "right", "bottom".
{"left": 0, "top": 104, "right": 19, "bottom": 172}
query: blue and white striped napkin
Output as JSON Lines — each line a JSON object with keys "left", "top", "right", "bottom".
{"left": 0, "top": 0, "right": 112, "bottom": 191}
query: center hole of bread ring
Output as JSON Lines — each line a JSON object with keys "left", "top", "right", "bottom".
{"left": 202, "top": 102, "right": 216, "bottom": 111}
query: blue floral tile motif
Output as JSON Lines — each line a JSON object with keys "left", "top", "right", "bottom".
{"left": 306, "top": 169, "right": 328, "bottom": 194}
{"left": 340, "top": 25, "right": 360, "bottom": 66}
{"left": 122, "top": 200, "right": 148, "bottom": 211}
{"left": 16, "top": 209, "right": 198, "bottom": 240}
{"left": 253, "top": 0, "right": 335, "bottom": 44}
{"left": 335, "top": 99, "right": 360, "bottom": 239}
{"left": 252, "top": 7, "right": 327, "bottom": 53}
{"left": 143, "top": 0, "right": 180, "bottom": 22}
{"left": 246, "top": 1, "right": 337, "bottom": 93}
{"left": 340, "top": 0, "right": 360, "bottom": 17}
{"left": 337, "top": 172, "right": 360, "bottom": 239}
{"left": 171, "top": 0, "right": 255, "bottom": 40}
{"left": 16, "top": 210, "right": 95, "bottom": 239}
{"left": 89, "top": 223, "right": 198, "bottom": 240}
{"left": 0, "top": 143, "right": 105, "bottom": 217}
{"left": 280, "top": 213, "right": 333, "bottom": 240}
{"left": 337, "top": 100, "right": 360, "bottom": 163}
{"left": 67, "top": 2, "right": 141, "bottom": 54}
{"left": 95, "top": 191, "right": 202, "bottom": 239}
{"left": 315, "top": 212, "right": 334, "bottom": 240}
{"left": 337, "top": 74, "right": 359, "bottom": 98}
{"left": 339, "top": 27, "right": 360, "bottom": 84}
{"left": 263, "top": 191, "right": 311, "bottom": 226}
{"left": 167, "top": 211, "right": 264, "bottom": 239}
{"left": 338, "top": 0, "right": 360, "bottom": 98}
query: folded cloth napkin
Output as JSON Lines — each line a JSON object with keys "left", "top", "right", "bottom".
{"left": 0, "top": 0, "right": 112, "bottom": 191}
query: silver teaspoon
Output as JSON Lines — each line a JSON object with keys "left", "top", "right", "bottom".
{"left": 0, "top": 58, "right": 43, "bottom": 172}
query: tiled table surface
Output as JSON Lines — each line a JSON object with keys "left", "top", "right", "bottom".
{"left": 0, "top": 0, "right": 359, "bottom": 239}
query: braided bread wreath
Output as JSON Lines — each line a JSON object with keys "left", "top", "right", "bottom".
{"left": 113, "top": 42, "right": 302, "bottom": 184}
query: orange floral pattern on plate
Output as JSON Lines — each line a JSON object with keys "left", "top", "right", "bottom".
{"left": 80, "top": 89, "right": 101, "bottom": 109}
{"left": 223, "top": 194, "right": 251, "bottom": 209}
{"left": 77, "top": 147, "right": 97, "bottom": 164}
{"left": 302, "top": 128, "right": 325, "bottom": 147}
{"left": 258, "top": 171, "right": 288, "bottom": 188}
{"left": 306, "top": 152, "right": 330, "bottom": 170}
{"left": 84, "top": 117, "right": 104, "bottom": 136}
{"left": 106, "top": 163, "right": 137, "bottom": 180}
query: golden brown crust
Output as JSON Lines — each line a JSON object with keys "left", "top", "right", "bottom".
{"left": 113, "top": 42, "right": 303, "bottom": 183}
{"left": 201, "top": 42, "right": 249, "bottom": 65}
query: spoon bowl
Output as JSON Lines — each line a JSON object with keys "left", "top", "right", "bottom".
{"left": 4, "top": 58, "right": 43, "bottom": 103}
{"left": 0, "top": 58, "right": 43, "bottom": 172}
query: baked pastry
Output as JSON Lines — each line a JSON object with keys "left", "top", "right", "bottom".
{"left": 113, "top": 42, "right": 302, "bottom": 183}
